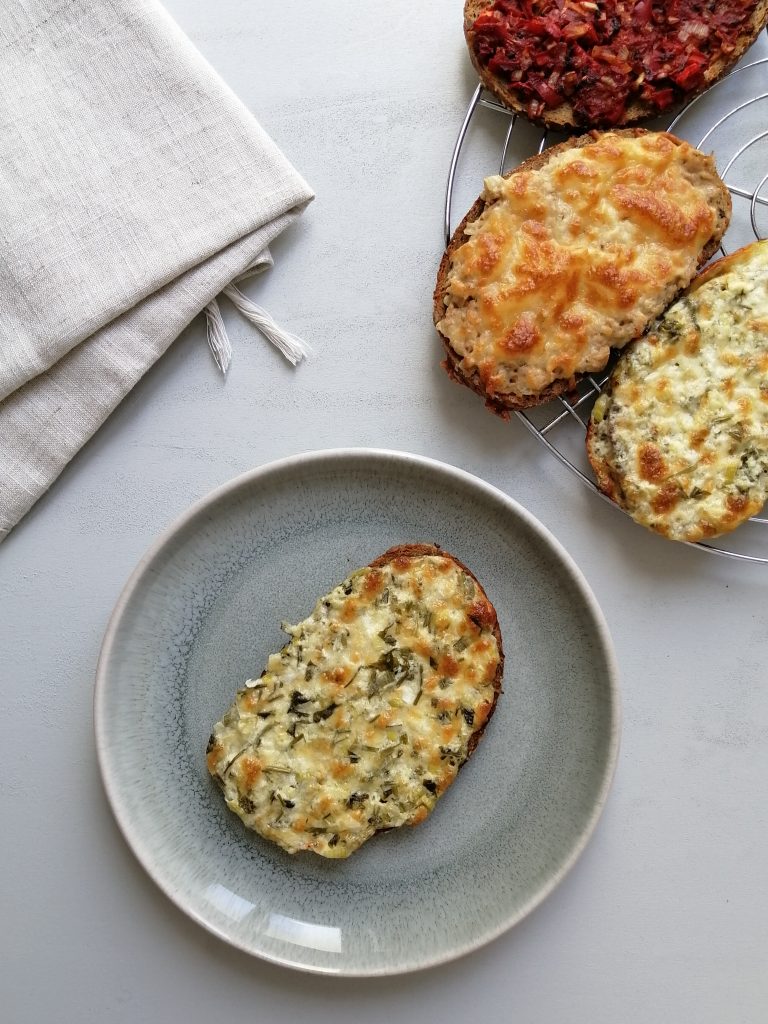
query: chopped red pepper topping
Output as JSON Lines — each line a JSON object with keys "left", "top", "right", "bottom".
{"left": 470, "top": 0, "right": 757, "bottom": 125}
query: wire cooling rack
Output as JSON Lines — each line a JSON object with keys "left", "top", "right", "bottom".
{"left": 444, "top": 42, "right": 768, "bottom": 564}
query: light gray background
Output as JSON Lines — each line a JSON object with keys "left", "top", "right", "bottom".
{"left": 1, "top": 2, "right": 766, "bottom": 1021}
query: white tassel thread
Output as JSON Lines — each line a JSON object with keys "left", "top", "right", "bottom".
{"left": 222, "top": 284, "right": 313, "bottom": 366}
{"left": 205, "top": 286, "right": 312, "bottom": 373}
{"left": 203, "top": 298, "right": 232, "bottom": 374}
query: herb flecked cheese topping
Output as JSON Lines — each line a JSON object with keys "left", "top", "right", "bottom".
{"left": 588, "top": 239, "right": 768, "bottom": 542}
{"left": 206, "top": 552, "right": 501, "bottom": 858}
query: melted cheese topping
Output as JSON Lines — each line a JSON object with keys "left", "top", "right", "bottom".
{"left": 437, "top": 132, "right": 723, "bottom": 400}
{"left": 588, "top": 240, "right": 768, "bottom": 542}
{"left": 206, "top": 554, "right": 501, "bottom": 858}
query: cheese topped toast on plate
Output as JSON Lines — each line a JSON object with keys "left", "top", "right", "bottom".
{"left": 206, "top": 544, "right": 504, "bottom": 858}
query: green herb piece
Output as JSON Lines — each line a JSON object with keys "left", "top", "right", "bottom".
{"left": 288, "top": 690, "right": 310, "bottom": 715}
{"left": 312, "top": 702, "right": 338, "bottom": 723}
{"left": 253, "top": 722, "right": 275, "bottom": 747}
{"left": 343, "top": 664, "right": 363, "bottom": 688}
{"left": 367, "top": 669, "right": 395, "bottom": 698}
{"left": 377, "top": 620, "right": 397, "bottom": 646}
{"left": 412, "top": 663, "right": 424, "bottom": 705}
{"left": 221, "top": 747, "right": 249, "bottom": 777}
{"left": 366, "top": 647, "right": 416, "bottom": 696}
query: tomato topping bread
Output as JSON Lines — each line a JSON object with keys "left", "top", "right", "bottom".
{"left": 434, "top": 129, "right": 730, "bottom": 416}
{"left": 206, "top": 545, "right": 504, "bottom": 858}
{"left": 586, "top": 240, "right": 768, "bottom": 542}
{"left": 464, "top": 0, "right": 768, "bottom": 128}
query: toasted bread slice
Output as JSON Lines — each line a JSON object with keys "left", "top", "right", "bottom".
{"left": 434, "top": 129, "right": 730, "bottom": 417}
{"left": 206, "top": 544, "right": 504, "bottom": 858}
{"left": 464, "top": 0, "right": 768, "bottom": 129}
{"left": 586, "top": 240, "right": 768, "bottom": 543}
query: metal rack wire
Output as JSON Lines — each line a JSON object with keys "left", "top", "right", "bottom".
{"left": 444, "top": 43, "right": 768, "bottom": 564}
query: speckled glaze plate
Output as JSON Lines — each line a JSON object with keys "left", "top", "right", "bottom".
{"left": 95, "top": 449, "right": 620, "bottom": 975}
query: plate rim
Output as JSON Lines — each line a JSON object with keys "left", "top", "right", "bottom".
{"left": 94, "top": 446, "right": 622, "bottom": 976}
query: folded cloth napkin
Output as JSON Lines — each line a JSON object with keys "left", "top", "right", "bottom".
{"left": 0, "top": 0, "right": 314, "bottom": 540}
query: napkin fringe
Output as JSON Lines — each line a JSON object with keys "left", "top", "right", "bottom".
{"left": 204, "top": 287, "right": 312, "bottom": 373}
{"left": 223, "top": 285, "right": 312, "bottom": 365}
{"left": 203, "top": 298, "right": 233, "bottom": 374}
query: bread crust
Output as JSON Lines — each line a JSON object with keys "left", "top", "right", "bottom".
{"left": 369, "top": 543, "right": 504, "bottom": 758}
{"left": 433, "top": 128, "right": 731, "bottom": 418}
{"left": 463, "top": 0, "right": 768, "bottom": 129}
{"left": 585, "top": 416, "right": 622, "bottom": 506}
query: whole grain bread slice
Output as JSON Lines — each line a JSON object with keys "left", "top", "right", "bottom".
{"left": 464, "top": 0, "right": 768, "bottom": 129}
{"left": 433, "top": 128, "right": 731, "bottom": 418}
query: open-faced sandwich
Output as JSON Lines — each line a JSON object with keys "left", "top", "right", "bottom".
{"left": 587, "top": 239, "right": 768, "bottom": 543}
{"left": 464, "top": 0, "right": 768, "bottom": 128}
{"left": 434, "top": 129, "right": 730, "bottom": 416}
{"left": 206, "top": 544, "right": 504, "bottom": 858}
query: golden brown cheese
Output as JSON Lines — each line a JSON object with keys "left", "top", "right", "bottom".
{"left": 206, "top": 553, "right": 501, "bottom": 858}
{"left": 437, "top": 132, "right": 724, "bottom": 401}
{"left": 587, "top": 240, "right": 768, "bottom": 542}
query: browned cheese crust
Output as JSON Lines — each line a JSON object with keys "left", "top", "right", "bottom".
{"left": 433, "top": 129, "right": 730, "bottom": 417}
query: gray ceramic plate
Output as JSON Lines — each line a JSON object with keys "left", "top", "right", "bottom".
{"left": 95, "top": 449, "right": 620, "bottom": 975}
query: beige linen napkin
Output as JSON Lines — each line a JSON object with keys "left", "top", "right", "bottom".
{"left": 0, "top": 0, "right": 314, "bottom": 540}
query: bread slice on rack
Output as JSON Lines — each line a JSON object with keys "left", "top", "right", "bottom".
{"left": 206, "top": 544, "right": 504, "bottom": 858}
{"left": 433, "top": 129, "right": 730, "bottom": 417}
{"left": 586, "top": 240, "right": 768, "bottom": 543}
{"left": 464, "top": 0, "right": 768, "bottom": 129}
